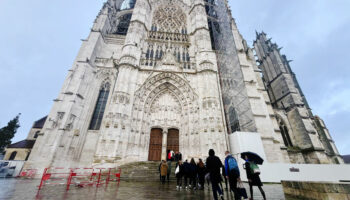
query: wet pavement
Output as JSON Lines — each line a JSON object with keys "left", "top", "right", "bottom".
{"left": 0, "top": 178, "right": 286, "bottom": 200}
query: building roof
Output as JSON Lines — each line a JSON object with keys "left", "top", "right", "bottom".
{"left": 7, "top": 140, "right": 35, "bottom": 149}
{"left": 342, "top": 155, "right": 350, "bottom": 164}
{"left": 32, "top": 116, "right": 47, "bottom": 129}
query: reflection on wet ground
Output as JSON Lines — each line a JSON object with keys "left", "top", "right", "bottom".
{"left": 0, "top": 179, "right": 285, "bottom": 200}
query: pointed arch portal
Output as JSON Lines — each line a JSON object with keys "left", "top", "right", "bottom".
{"left": 132, "top": 72, "right": 198, "bottom": 161}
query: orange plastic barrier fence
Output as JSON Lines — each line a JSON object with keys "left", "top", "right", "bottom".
{"left": 37, "top": 167, "right": 121, "bottom": 191}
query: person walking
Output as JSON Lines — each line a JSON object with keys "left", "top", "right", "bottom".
{"left": 170, "top": 150, "right": 175, "bottom": 161}
{"left": 168, "top": 150, "right": 172, "bottom": 161}
{"left": 205, "top": 172, "right": 211, "bottom": 189}
{"left": 206, "top": 149, "right": 224, "bottom": 200}
{"left": 174, "top": 151, "right": 179, "bottom": 162}
{"left": 160, "top": 160, "right": 168, "bottom": 183}
{"left": 197, "top": 158, "right": 206, "bottom": 190}
{"left": 189, "top": 158, "right": 198, "bottom": 189}
{"left": 175, "top": 160, "right": 184, "bottom": 189}
{"left": 183, "top": 159, "right": 191, "bottom": 189}
{"left": 158, "top": 160, "right": 163, "bottom": 182}
{"left": 178, "top": 152, "right": 182, "bottom": 161}
{"left": 167, "top": 161, "right": 172, "bottom": 182}
{"left": 244, "top": 155, "right": 266, "bottom": 200}
{"left": 224, "top": 151, "right": 240, "bottom": 200}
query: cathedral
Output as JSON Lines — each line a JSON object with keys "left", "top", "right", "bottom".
{"left": 24, "top": 0, "right": 343, "bottom": 172}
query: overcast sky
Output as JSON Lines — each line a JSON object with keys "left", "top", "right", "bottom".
{"left": 0, "top": 0, "right": 349, "bottom": 155}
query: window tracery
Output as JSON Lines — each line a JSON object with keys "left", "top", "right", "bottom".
{"left": 141, "top": 2, "right": 192, "bottom": 70}
{"left": 205, "top": 0, "right": 219, "bottom": 50}
{"left": 89, "top": 82, "right": 111, "bottom": 130}
{"left": 152, "top": 4, "right": 186, "bottom": 33}
{"left": 115, "top": 13, "right": 132, "bottom": 35}
{"left": 277, "top": 118, "right": 293, "bottom": 147}
{"left": 120, "top": 0, "right": 136, "bottom": 10}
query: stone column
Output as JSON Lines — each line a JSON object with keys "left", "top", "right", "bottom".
{"left": 161, "top": 130, "right": 168, "bottom": 160}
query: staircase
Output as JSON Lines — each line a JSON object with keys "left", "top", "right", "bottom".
{"left": 119, "top": 161, "right": 177, "bottom": 182}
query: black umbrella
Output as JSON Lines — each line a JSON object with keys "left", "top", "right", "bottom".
{"left": 240, "top": 151, "right": 264, "bottom": 165}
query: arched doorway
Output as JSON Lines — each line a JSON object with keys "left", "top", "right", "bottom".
{"left": 148, "top": 128, "right": 163, "bottom": 161}
{"left": 167, "top": 128, "right": 179, "bottom": 155}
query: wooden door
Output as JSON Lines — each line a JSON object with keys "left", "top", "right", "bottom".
{"left": 167, "top": 129, "right": 179, "bottom": 153}
{"left": 148, "top": 128, "right": 163, "bottom": 161}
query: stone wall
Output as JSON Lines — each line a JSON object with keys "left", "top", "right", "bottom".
{"left": 282, "top": 181, "right": 350, "bottom": 200}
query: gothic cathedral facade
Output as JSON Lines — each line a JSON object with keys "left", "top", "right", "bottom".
{"left": 25, "top": 0, "right": 343, "bottom": 172}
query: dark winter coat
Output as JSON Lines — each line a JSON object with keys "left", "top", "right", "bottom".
{"left": 197, "top": 164, "right": 206, "bottom": 177}
{"left": 182, "top": 162, "right": 191, "bottom": 176}
{"left": 178, "top": 153, "right": 182, "bottom": 161}
{"left": 175, "top": 163, "right": 184, "bottom": 177}
{"left": 174, "top": 154, "right": 179, "bottom": 161}
{"left": 245, "top": 161, "right": 262, "bottom": 186}
{"left": 189, "top": 163, "right": 198, "bottom": 178}
{"left": 167, "top": 161, "right": 172, "bottom": 174}
{"left": 206, "top": 155, "right": 223, "bottom": 183}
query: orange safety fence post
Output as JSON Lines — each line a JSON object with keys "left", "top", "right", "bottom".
{"left": 38, "top": 168, "right": 50, "bottom": 190}
{"left": 97, "top": 168, "right": 102, "bottom": 186}
{"left": 66, "top": 169, "right": 77, "bottom": 191}
{"left": 116, "top": 168, "right": 121, "bottom": 181}
{"left": 106, "top": 168, "right": 111, "bottom": 185}
{"left": 89, "top": 168, "right": 97, "bottom": 181}
{"left": 36, "top": 167, "right": 120, "bottom": 191}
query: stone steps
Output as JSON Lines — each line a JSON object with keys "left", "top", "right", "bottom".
{"left": 119, "top": 161, "right": 177, "bottom": 182}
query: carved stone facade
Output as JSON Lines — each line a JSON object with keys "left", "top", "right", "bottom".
{"left": 24, "top": 0, "right": 342, "bottom": 172}
{"left": 254, "top": 32, "right": 343, "bottom": 164}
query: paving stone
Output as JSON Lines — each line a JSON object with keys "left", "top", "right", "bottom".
{"left": 0, "top": 178, "right": 286, "bottom": 200}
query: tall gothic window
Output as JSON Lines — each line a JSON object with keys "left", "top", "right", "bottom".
{"left": 120, "top": 0, "right": 136, "bottom": 10}
{"left": 229, "top": 107, "right": 240, "bottom": 133}
{"left": 115, "top": 13, "right": 132, "bottom": 35}
{"left": 205, "top": 0, "right": 218, "bottom": 50}
{"left": 89, "top": 82, "right": 110, "bottom": 130}
{"left": 279, "top": 121, "right": 293, "bottom": 147}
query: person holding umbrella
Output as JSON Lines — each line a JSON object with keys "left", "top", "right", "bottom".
{"left": 241, "top": 152, "right": 266, "bottom": 200}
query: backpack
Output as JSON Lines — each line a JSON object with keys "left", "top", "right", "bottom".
{"left": 249, "top": 162, "right": 260, "bottom": 175}
{"left": 227, "top": 156, "right": 238, "bottom": 171}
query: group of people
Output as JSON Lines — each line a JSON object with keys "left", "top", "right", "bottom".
{"left": 175, "top": 158, "right": 207, "bottom": 190}
{"left": 167, "top": 150, "right": 182, "bottom": 161}
{"left": 159, "top": 149, "right": 266, "bottom": 200}
{"left": 159, "top": 151, "right": 183, "bottom": 183}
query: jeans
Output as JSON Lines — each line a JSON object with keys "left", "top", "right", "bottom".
{"left": 211, "top": 181, "right": 223, "bottom": 200}
{"left": 190, "top": 175, "right": 197, "bottom": 188}
{"left": 198, "top": 174, "right": 205, "bottom": 188}
{"left": 184, "top": 175, "right": 189, "bottom": 187}
{"left": 176, "top": 175, "right": 182, "bottom": 186}
{"left": 228, "top": 170, "right": 239, "bottom": 200}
